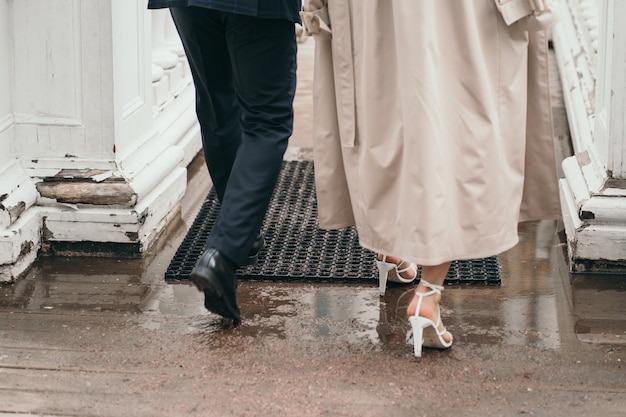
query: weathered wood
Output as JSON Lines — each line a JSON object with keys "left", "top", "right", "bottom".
{"left": 36, "top": 181, "right": 137, "bottom": 206}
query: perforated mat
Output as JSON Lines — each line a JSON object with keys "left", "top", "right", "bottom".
{"left": 165, "top": 160, "right": 501, "bottom": 286}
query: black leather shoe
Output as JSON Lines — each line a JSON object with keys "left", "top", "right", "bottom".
{"left": 190, "top": 248, "right": 241, "bottom": 326}
{"left": 240, "top": 232, "right": 265, "bottom": 266}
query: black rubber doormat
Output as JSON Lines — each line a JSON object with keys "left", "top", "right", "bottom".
{"left": 165, "top": 160, "right": 501, "bottom": 286}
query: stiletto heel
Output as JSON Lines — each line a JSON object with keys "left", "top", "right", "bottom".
{"left": 375, "top": 255, "right": 417, "bottom": 296}
{"left": 407, "top": 279, "right": 453, "bottom": 357}
{"left": 409, "top": 317, "right": 426, "bottom": 357}
{"left": 375, "top": 260, "right": 393, "bottom": 296}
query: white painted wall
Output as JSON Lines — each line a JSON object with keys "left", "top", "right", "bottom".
{"left": 593, "top": 0, "right": 626, "bottom": 179}
{"left": 111, "top": 0, "right": 154, "bottom": 164}
{"left": 555, "top": 0, "right": 626, "bottom": 271}
{"left": 0, "top": 1, "right": 200, "bottom": 282}
{"left": 0, "top": 1, "right": 42, "bottom": 281}
{"left": 0, "top": 0, "right": 14, "bottom": 168}
{"left": 12, "top": 0, "right": 116, "bottom": 168}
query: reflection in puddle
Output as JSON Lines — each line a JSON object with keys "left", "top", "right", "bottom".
{"left": 298, "top": 287, "right": 381, "bottom": 345}
{"left": 569, "top": 274, "right": 626, "bottom": 344}
{"left": 148, "top": 278, "right": 567, "bottom": 356}
{"left": 240, "top": 285, "right": 384, "bottom": 349}
{"left": 2, "top": 219, "right": 624, "bottom": 359}
{"left": 0, "top": 257, "right": 150, "bottom": 313}
{"left": 502, "top": 295, "right": 560, "bottom": 349}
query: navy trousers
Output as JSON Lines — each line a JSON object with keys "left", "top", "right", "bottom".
{"left": 170, "top": 7, "right": 297, "bottom": 266}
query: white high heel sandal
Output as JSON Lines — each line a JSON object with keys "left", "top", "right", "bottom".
{"left": 407, "top": 279, "right": 453, "bottom": 357}
{"left": 375, "top": 255, "right": 417, "bottom": 296}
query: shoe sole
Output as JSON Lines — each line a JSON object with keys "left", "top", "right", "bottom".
{"left": 190, "top": 266, "right": 241, "bottom": 326}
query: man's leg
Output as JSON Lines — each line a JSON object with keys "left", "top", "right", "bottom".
{"left": 204, "top": 14, "right": 297, "bottom": 267}
{"left": 171, "top": 9, "right": 297, "bottom": 324}
{"left": 169, "top": 7, "right": 240, "bottom": 202}
{"left": 170, "top": 8, "right": 245, "bottom": 324}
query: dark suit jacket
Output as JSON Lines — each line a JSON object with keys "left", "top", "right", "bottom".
{"left": 147, "top": 0, "right": 302, "bottom": 22}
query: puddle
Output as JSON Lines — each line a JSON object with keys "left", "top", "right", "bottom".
{"left": 568, "top": 274, "right": 626, "bottom": 344}
{"left": 0, "top": 257, "right": 150, "bottom": 313}
{"left": 1, "top": 220, "right": 624, "bottom": 359}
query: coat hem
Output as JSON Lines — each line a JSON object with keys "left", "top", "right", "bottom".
{"left": 357, "top": 234, "right": 521, "bottom": 267}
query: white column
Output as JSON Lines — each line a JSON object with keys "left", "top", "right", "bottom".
{"left": 147, "top": 7, "right": 200, "bottom": 167}
{"left": 593, "top": 0, "right": 626, "bottom": 178}
{"left": 0, "top": 0, "right": 42, "bottom": 281}
{"left": 555, "top": 0, "right": 626, "bottom": 272}
{"left": 0, "top": 0, "right": 201, "bottom": 282}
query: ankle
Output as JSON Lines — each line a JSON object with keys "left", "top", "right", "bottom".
{"left": 377, "top": 254, "right": 417, "bottom": 280}
{"left": 407, "top": 290, "right": 441, "bottom": 319}
{"left": 378, "top": 253, "right": 397, "bottom": 263}
{"left": 417, "top": 282, "right": 442, "bottom": 296}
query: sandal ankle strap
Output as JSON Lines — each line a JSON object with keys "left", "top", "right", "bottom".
{"left": 419, "top": 279, "right": 444, "bottom": 293}
{"left": 397, "top": 260, "right": 417, "bottom": 274}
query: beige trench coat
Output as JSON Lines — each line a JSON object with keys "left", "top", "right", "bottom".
{"left": 302, "top": 0, "right": 561, "bottom": 265}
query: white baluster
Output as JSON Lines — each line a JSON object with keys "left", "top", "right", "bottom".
{"left": 163, "top": 14, "right": 187, "bottom": 94}
{"left": 151, "top": 10, "right": 178, "bottom": 111}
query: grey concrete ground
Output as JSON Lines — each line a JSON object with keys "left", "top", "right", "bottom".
{"left": 1, "top": 39, "right": 625, "bottom": 417}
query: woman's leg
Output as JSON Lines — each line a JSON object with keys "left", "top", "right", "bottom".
{"left": 407, "top": 261, "right": 453, "bottom": 344}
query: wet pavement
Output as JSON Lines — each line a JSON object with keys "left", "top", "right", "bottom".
{"left": 1, "top": 39, "right": 625, "bottom": 417}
